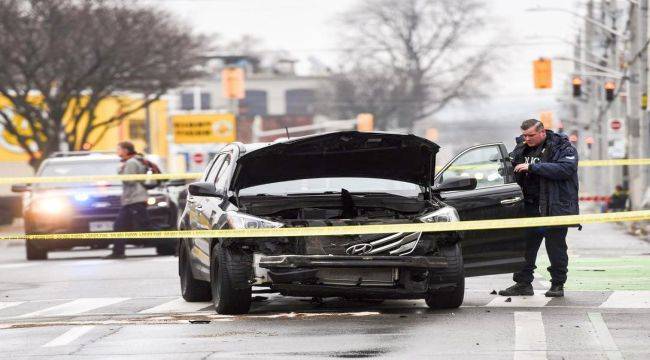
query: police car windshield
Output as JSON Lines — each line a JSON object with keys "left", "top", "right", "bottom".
{"left": 239, "top": 177, "right": 421, "bottom": 197}
{"left": 37, "top": 160, "right": 121, "bottom": 188}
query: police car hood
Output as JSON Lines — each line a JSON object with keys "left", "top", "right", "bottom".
{"left": 231, "top": 131, "right": 439, "bottom": 191}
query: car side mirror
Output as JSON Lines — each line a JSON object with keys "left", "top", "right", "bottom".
{"left": 11, "top": 184, "right": 30, "bottom": 193}
{"left": 165, "top": 179, "right": 187, "bottom": 187}
{"left": 433, "top": 176, "right": 477, "bottom": 192}
{"left": 188, "top": 182, "right": 226, "bottom": 197}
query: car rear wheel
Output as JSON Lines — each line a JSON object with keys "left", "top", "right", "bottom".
{"left": 26, "top": 240, "right": 47, "bottom": 260}
{"left": 425, "top": 242, "right": 465, "bottom": 309}
{"left": 210, "top": 242, "right": 252, "bottom": 315}
{"left": 179, "top": 243, "right": 211, "bottom": 302}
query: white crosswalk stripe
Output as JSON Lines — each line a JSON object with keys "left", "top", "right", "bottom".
{"left": 514, "top": 311, "right": 547, "bottom": 360}
{"left": 138, "top": 298, "right": 211, "bottom": 314}
{"left": 599, "top": 291, "right": 650, "bottom": 308}
{"left": 0, "top": 302, "right": 24, "bottom": 311}
{"left": 17, "top": 298, "right": 128, "bottom": 318}
{"left": 587, "top": 313, "right": 623, "bottom": 360}
{"left": 0, "top": 263, "right": 36, "bottom": 269}
{"left": 42, "top": 326, "right": 96, "bottom": 347}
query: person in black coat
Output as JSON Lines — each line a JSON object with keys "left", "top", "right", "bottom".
{"left": 498, "top": 119, "right": 579, "bottom": 298}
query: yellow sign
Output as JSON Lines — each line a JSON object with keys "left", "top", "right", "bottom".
{"left": 172, "top": 113, "right": 236, "bottom": 144}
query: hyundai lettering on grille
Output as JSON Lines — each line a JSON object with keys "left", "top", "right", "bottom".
{"left": 346, "top": 243, "right": 373, "bottom": 255}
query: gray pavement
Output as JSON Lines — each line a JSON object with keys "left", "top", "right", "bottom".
{"left": 0, "top": 223, "right": 649, "bottom": 359}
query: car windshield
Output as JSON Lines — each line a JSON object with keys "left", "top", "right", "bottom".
{"left": 37, "top": 160, "right": 121, "bottom": 188}
{"left": 239, "top": 177, "right": 421, "bottom": 197}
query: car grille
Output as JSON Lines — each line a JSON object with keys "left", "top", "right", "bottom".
{"left": 308, "top": 232, "right": 422, "bottom": 256}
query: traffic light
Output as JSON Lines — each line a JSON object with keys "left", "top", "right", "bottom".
{"left": 540, "top": 111, "right": 553, "bottom": 129}
{"left": 356, "top": 113, "right": 374, "bottom": 132}
{"left": 572, "top": 77, "right": 582, "bottom": 97}
{"left": 221, "top": 67, "right": 245, "bottom": 99}
{"left": 604, "top": 81, "right": 615, "bottom": 102}
{"left": 533, "top": 58, "right": 552, "bottom": 89}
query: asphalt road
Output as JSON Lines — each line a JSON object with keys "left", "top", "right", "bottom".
{"left": 1, "top": 222, "right": 649, "bottom": 359}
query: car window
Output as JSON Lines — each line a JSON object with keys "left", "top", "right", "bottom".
{"left": 438, "top": 145, "right": 505, "bottom": 189}
{"left": 203, "top": 154, "right": 225, "bottom": 183}
{"left": 37, "top": 160, "right": 121, "bottom": 188}
{"left": 214, "top": 155, "right": 232, "bottom": 187}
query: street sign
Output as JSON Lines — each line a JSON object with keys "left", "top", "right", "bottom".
{"left": 610, "top": 119, "right": 622, "bottom": 131}
{"left": 192, "top": 153, "right": 204, "bottom": 164}
{"left": 172, "top": 113, "right": 236, "bottom": 144}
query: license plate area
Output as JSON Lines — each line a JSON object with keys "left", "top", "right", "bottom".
{"left": 89, "top": 221, "right": 114, "bottom": 232}
{"left": 317, "top": 268, "right": 398, "bottom": 287}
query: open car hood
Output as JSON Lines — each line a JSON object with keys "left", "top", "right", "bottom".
{"left": 231, "top": 131, "right": 439, "bottom": 191}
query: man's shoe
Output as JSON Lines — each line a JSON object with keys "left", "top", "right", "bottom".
{"left": 498, "top": 283, "right": 534, "bottom": 296}
{"left": 103, "top": 253, "right": 126, "bottom": 259}
{"left": 544, "top": 284, "right": 564, "bottom": 297}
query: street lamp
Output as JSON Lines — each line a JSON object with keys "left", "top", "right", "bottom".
{"left": 526, "top": 7, "right": 627, "bottom": 38}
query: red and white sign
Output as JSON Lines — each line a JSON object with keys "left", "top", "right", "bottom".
{"left": 192, "top": 152, "right": 204, "bottom": 164}
{"left": 610, "top": 119, "right": 622, "bottom": 131}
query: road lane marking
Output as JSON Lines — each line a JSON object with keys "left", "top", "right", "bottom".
{"left": 0, "top": 302, "right": 24, "bottom": 311}
{"left": 18, "top": 298, "right": 128, "bottom": 318}
{"left": 514, "top": 311, "right": 547, "bottom": 360}
{"left": 138, "top": 298, "right": 211, "bottom": 314}
{"left": 587, "top": 313, "right": 623, "bottom": 360}
{"left": 42, "top": 326, "right": 95, "bottom": 347}
{"left": 599, "top": 291, "right": 650, "bottom": 308}
{"left": 487, "top": 292, "right": 552, "bottom": 308}
{"left": 0, "top": 263, "right": 35, "bottom": 269}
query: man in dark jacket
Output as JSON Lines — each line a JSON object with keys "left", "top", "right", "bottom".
{"left": 498, "top": 119, "right": 579, "bottom": 297}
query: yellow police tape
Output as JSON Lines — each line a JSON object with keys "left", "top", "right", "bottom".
{"left": 1, "top": 210, "right": 649, "bottom": 241}
{"left": 1, "top": 158, "right": 648, "bottom": 186}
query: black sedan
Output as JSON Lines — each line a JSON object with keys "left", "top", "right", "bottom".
{"left": 178, "top": 131, "right": 526, "bottom": 314}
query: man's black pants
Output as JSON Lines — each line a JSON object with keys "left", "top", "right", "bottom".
{"left": 513, "top": 204, "right": 569, "bottom": 286}
{"left": 112, "top": 202, "right": 153, "bottom": 255}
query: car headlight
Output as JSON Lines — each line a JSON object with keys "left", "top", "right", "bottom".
{"left": 419, "top": 206, "right": 459, "bottom": 223}
{"left": 226, "top": 212, "right": 284, "bottom": 229}
{"left": 32, "top": 197, "right": 71, "bottom": 215}
{"left": 147, "top": 196, "right": 169, "bottom": 207}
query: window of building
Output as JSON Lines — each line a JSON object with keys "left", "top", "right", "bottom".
{"left": 286, "top": 89, "right": 315, "bottom": 115}
{"left": 128, "top": 118, "right": 146, "bottom": 142}
{"left": 239, "top": 90, "right": 267, "bottom": 116}
{"left": 180, "top": 91, "right": 194, "bottom": 110}
{"left": 200, "top": 92, "right": 211, "bottom": 110}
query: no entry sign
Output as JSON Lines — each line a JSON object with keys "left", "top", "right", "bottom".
{"left": 193, "top": 153, "right": 204, "bottom": 164}
{"left": 611, "top": 119, "right": 622, "bottom": 131}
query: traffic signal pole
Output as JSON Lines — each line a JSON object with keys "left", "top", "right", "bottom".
{"left": 639, "top": 0, "right": 649, "bottom": 209}
{"left": 627, "top": 1, "right": 643, "bottom": 209}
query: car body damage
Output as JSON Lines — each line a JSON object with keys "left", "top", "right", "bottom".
{"left": 179, "top": 131, "right": 526, "bottom": 314}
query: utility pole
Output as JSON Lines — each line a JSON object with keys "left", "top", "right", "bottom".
{"left": 636, "top": 0, "right": 650, "bottom": 206}
{"left": 585, "top": 0, "right": 599, "bottom": 197}
{"left": 627, "top": 1, "right": 643, "bottom": 209}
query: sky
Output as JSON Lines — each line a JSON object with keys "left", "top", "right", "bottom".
{"left": 141, "top": 0, "right": 590, "bottom": 148}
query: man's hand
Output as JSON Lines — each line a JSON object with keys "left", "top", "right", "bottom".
{"left": 514, "top": 163, "right": 530, "bottom": 173}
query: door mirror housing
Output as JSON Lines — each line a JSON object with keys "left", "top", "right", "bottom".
{"left": 433, "top": 176, "right": 477, "bottom": 192}
{"left": 188, "top": 182, "right": 226, "bottom": 198}
{"left": 11, "top": 184, "right": 30, "bottom": 193}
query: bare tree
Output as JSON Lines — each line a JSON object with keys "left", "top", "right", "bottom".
{"left": 0, "top": 0, "right": 207, "bottom": 170}
{"left": 321, "top": 0, "right": 496, "bottom": 130}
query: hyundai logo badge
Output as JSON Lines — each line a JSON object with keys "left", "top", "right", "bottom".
{"left": 346, "top": 243, "right": 373, "bottom": 255}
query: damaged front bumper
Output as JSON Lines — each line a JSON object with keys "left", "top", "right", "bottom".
{"left": 257, "top": 254, "right": 453, "bottom": 299}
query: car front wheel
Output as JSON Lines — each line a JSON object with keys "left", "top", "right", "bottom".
{"left": 26, "top": 240, "right": 47, "bottom": 260}
{"left": 179, "top": 242, "right": 211, "bottom": 302}
{"left": 425, "top": 242, "right": 465, "bottom": 309}
{"left": 210, "top": 242, "right": 252, "bottom": 315}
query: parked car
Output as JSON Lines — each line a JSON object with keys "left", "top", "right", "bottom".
{"left": 178, "top": 131, "right": 526, "bottom": 314}
{"left": 12, "top": 152, "right": 178, "bottom": 260}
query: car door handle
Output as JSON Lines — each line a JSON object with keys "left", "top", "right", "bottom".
{"left": 500, "top": 196, "right": 522, "bottom": 205}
